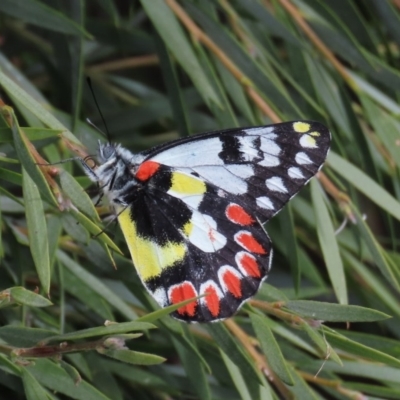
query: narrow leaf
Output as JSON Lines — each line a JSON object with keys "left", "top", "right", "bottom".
{"left": 0, "top": 71, "right": 78, "bottom": 144}
{"left": 45, "top": 321, "right": 155, "bottom": 343}
{"left": 139, "top": 0, "right": 220, "bottom": 107}
{"left": 10, "top": 287, "right": 52, "bottom": 307}
{"left": 99, "top": 348, "right": 165, "bottom": 365}
{"left": 279, "top": 205, "right": 300, "bottom": 292}
{"left": 137, "top": 295, "right": 203, "bottom": 323}
{"left": 8, "top": 107, "right": 57, "bottom": 207}
{"left": 58, "top": 170, "right": 99, "bottom": 222}
{"left": 21, "top": 367, "right": 51, "bottom": 400}
{"left": 300, "top": 322, "right": 342, "bottom": 365}
{"left": 286, "top": 365, "right": 319, "bottom": 400}
{"left": 351, "top": 203, "right": 400, "bottom": 290}
{"left": 316, "top": 360, "right": 400, "bottom": 383}
{"left": 286, "top": 300, "right": 390, "bottom": 322}
{"left": 70, "top": 209, "right": 121, "bottom": 254}
{"left": 172, "top": 330, "right": 211, "bottom": 400}
{"left": 0, "top": 0, "right": 91, "bottom": 37}
{"left": 325, "top": 330, "right": 400, "bottom": 368}
{"left": 311, "top": 180, "right": 347, "bottom": 304}
{"left": 328, "top": 151, "right": 400, "bottom": 222}
{"left": 207, "top": 323, "right": 262, "bottom": 386}
{"left": 57, "top": 250, "right": 137, "bottom": 321}
{"left": 250, "top": 313, "right": 293, "bottom": 385}
{"left": 28, "top": 359, "right": 111, "bottom": 399}
{"left": 0, "top": 326, "right": 55, "bottom": 347}
{"left": 23, "top": 169, "right": 51, "bottom": 294}
{"left": 220, "top": 349, "right": 252, "bottom": 400}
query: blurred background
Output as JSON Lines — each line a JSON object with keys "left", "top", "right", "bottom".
{"left": 1, "top": 1, "right": 400, "bottom": 399}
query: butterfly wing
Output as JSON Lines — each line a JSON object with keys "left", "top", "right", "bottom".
{"left": 148, "top": 121, "right": 330, "bottom": 222}
{"left": 119, "top": 121, "right": 330, "bottom": 322}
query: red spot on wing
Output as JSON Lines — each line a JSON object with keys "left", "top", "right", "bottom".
{"left": 238, "top": 253, "right": 260, "bottom": 278}
{"left": 169, "top": 282, "right": 197, "bottom": 316}
{"left": 204, "top": 285, "right": 220, "bottom": 317}
{"left": 208, "top": 228, "right": 216, "bottom": 242}
{"left": 136, "top": 161, "right": 160, "bottom": 181}
{"left": 226, "top": 204, "right": 255, "bottom": 225}
{"left": 222, "top": 270, "right": 242, "bottom": 298}
{"left": 235, "top": 231, "right": 266, "bottom": 254}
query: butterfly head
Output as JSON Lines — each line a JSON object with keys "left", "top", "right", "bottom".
{"left": 97, "top": 141, "right": 118, "bottom": 164}
{"left": 97, "top": 141, "right": 144, "bottom": 166}
{"left": 93, "top": 141, "right": 145, "bottom": 200}
{"left": 93, "top": 142, "right": 122, "bottom": 187}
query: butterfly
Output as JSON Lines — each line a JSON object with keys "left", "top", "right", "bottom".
{"left": 79, "top": 121, "right": 331, "bottom": 322}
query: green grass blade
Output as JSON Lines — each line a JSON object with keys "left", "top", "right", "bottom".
{"left": 140, "top": 0, "right": 221, "bottom": 107}
{"left": 328, "top": 151, "right": 400, "bottom": 222}
{"left": 311, "top": 180, "right": 347, "bottom": 304}
{"left": 250, "top": 313, "right": 293, "bottom": 385}
{"left": 23, "top": 169, "right": 51, "bottom": 294}
{"left": 286, "top": 300, "right": 390, "bottom": 322}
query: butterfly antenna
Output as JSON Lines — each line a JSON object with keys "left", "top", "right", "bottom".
{"left": 86, "top": 76, "right": 112, "bottom": 143}
{"left": 86, "top": 117, "right": 106, "bottom": 135}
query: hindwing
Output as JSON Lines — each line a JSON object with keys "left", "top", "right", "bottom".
{"left": 118, "top": 167, "right": 272, "bottom": 322}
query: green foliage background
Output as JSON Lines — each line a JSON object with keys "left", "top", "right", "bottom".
{"left": 1, "top": 1, "right": 400, "bottom": 399}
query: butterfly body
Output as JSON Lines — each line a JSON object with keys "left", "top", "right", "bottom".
{"left": 83, "top": 121, "right": 330, "bottom": 322}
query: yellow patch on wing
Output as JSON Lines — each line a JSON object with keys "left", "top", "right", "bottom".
{"left": 118, "top": 207, "right": 186, "bottom": 281}
{"left": 293, "top": 122, "right": 310, "bottom": 133}
{"left": 310, "top": 131, "right": 320, "bottom": 137}
{"left": 170, "top": 171, "right": 206, "bottom": 196}
{"left": 167, "top": 171, "right": 206, "bottom": 210}
{"left": 183, "top": 221, "right": 194, "bottom": 236}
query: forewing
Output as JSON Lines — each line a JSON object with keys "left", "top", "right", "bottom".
{"left": 148, "top": 121, "right": 331, "bottom": 223}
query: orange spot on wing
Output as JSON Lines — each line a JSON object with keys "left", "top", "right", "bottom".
{"left": 239, "top": 253, "right": 260, "bottom": 278}
{"left": 236, "top": 232, "right": 266, "bottom": 254}
{"left": 223, "top": 270, "right": 242, "bottom": 298}
{"left": 226, "top": 204, "right": 255, "bottom": 225}
{"left": 204, "top": 285, "right": 220, "bottom": 317}
{"left": 170, "top": 282, "right": 197, "bottom": 316}
{"left": 136, "top": 161, "right": 160, "bottom": 181}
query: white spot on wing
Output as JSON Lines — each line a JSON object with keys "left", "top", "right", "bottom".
{"left": 152, "top": 138, "right": 224, "bottom": 167}
{"left": 186, "top": 212, "right": 227, "bottom": 252}
{"left": 167, "top": 190, "right": 203, "bottom": 210}
{"left": 256, "top": 196, "right": 274, "bottom": 210}
{"left": 295, "top": 152, "right": 313, "bottom": 165}
{"left": 237, "top": 136, "right": 259, "bottom": 161}
{"left": 288, "top": 167, "right": 304, "bottom": 179}
{"left": 260, "top": 138, "right": 281, "bottom": 155}
{"left": 243, "top": 127, "right": 275, "bottom": 135}
{"left": 257, "top": 138, "right": 281, "bottom": 167}
{"left": 152, "top": 288, "right": 167, "bottom": 307}
{"left": 265, "top": 177, "right": 287, "bottom": 193}
{"left": 258, "top": 154, "right": 280, "bottom": 167}
{"left": 300, "top": 135, "right": 317, "bottom": 148}
{"left": 225, "top": 164, "right": 253, "bottom": 179}
{"left": 192, "top": 166, "right": 248, "bottom": 195}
